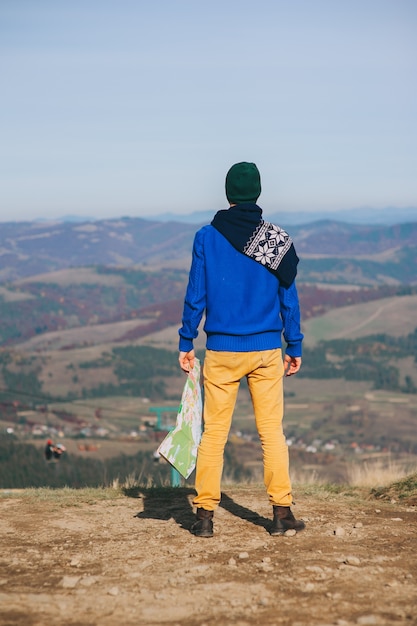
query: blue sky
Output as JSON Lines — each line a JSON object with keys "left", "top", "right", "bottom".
{"left": 0, "top": 0, "right": 416, "bottom": 221}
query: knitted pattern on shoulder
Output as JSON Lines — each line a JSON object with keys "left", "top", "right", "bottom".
{"left": 211, "top": 203, "right": 299, "bottom": 287}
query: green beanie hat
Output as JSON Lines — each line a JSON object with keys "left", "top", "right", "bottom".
{"left": 225, "top": 162, "right": 261, "bottom": 204}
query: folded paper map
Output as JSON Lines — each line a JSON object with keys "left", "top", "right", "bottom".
{"left": 157, "top": 359, "right": 203, "bottom": 478}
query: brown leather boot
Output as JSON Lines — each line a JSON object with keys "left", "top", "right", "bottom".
{"left": 191, "top": 508, "right": 214, "bottom": 538}
{"left": 270, "top": 505, "right": 305, "bottom": 536}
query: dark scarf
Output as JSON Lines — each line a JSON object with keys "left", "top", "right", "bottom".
{"left": 211, "top": 203, "right": 299, "bottom": 287}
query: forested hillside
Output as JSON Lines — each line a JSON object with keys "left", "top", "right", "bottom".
{"left": 0, "top": 265, "right": 415, "bottom": 347}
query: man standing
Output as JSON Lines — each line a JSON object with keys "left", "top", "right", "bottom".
{"left": 178, "top": 162, "right": 305, "bottom": 538}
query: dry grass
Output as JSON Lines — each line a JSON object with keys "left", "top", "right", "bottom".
{"left": 370, "top": 471, "right": 417, "bottom": 504}
{"left": 15, "top": 266, "right": 127, "bottom": 286}
{"left": 303, "top": 293, "right": 417, "bottom": 346}
{"left": 346, "top": 457, "right": 417, "bottom": 488}
{"left": 291, "top": 468, "right": 325, "bottom": 486}
{"left": 2, "top": 468, "right": 417, "bottom": 508}
{"left": 0, "top": 486, "right": 123, "bottom": 507}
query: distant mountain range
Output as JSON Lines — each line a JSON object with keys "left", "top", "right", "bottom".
{"left": 1, "top": 216, "right": 416, "bottom": 284}
{"left": 20, "top": 206, "right": 417, "bottom": 226}
{"left": 148, "top": 206, "right": 417, "bottom": 226}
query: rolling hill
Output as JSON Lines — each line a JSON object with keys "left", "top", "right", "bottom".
{"left": 302, "top": 294, "right": 417, "bottom": 346}
{"left": 1, "top": 216, "right": 417, "bottom": 485}
{"left": 1, "top": 217, "right": 417, "bottom": 284}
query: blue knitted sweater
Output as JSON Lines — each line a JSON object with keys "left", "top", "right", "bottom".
{"left": 178, "top": 224, "right": 303, "bottom": 356}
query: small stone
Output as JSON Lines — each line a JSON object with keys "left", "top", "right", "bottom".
{"left": 228, "top": 558, "right": 237, "bottom": 567}
{"left": 0, "top": 579, "right": 8, "bottom": 586}
{"left": 61, "top": 576, "right": 81, "bottom": 589}
{"left": 304, "top": 582, "right": 315, "bottom": 592}
{"left": 155, "top": 591, "right": 167, "bottom": 600}
{"left": 306, "top": 565, "right": 323, "bottom": 573}
{"left": 259, "top": 561, "right": 274, "bottom": 572}
{"left": 345, "top": 556, "right": 361, "bottom": 566}
{"left": 80, "top": 576, "right": 98, "bottom": 587}
{"left": 391, "top": 517, "right": 403, "bottom": 521}
{"left": 238, "top": 552, "right": 249, "bottom": 560}
{"left": 108, "top": 586, "right": 119, "bottom": 596}
{"left": 70, "top": 558, "right": 81, "bottom": 567}
{"left": 334, "top": 527, "right": 345, "bottom": 536}
{"left": 357, "top": 615, "right": 378, "bottom": 625}
{"left": 375, "top": 509, "right": 381, "bottom": 513}
{"left": 284, "top": 529, "right": 297, "bottom": 537}
{"left": 262, "top": 557, "right": 271, "bottom": 563}
{"left": 353, "top": 522, "right": 363, "bottom": 528}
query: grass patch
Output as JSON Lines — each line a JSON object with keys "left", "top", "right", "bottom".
{"left": 294, "top": 482, "right": 364, "bottom": 500}
{"left": 0, "top": 486, "right": 123, "bottom": 506}
{"left": 2, "top": 473, "right": 416, "bottom": 508}
{"left": 370, "top": 472, "right": 417, "bottom": 505}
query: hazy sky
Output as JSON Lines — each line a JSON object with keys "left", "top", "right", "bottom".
{"left": 0, "top": 0, "right": 416, "bottom": 221}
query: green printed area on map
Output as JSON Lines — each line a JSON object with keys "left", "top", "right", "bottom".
{"left": 157, "top": 359, "right": 202, "bottom": 478}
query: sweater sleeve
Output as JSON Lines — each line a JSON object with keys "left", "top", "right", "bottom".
{"left": 278, "top": 280, "right": 304, "bottom": 357}
{"left": 178, "top": 229, "right": 206, "bottom": 352}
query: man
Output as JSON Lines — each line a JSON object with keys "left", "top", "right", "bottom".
{"left": 44, "top": 439, "right": 65, "bottom": 461}
{"left": 178, "top": 162, "right": 305, "bottom": 538}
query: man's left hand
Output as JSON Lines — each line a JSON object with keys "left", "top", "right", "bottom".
{"left": 284, "top": 354, "right": 302, "bottom": 376}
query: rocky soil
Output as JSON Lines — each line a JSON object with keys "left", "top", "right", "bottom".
{"left": 0, "top": 485, "right": 416, "bottom": 626}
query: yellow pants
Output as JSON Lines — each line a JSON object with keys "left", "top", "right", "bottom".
{"left": 193, "top": 348, "right": 292, "bottom": 511}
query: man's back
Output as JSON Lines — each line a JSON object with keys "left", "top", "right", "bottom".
{"left": 181, "top": 223, "right": 303, "bottom": 354}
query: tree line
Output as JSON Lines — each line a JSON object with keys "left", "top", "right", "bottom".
{"left": 298, "top": 328, "right": 417, "bottom": 393}
{"left": 0, "top": 436, "right": 250, "bottom": 489}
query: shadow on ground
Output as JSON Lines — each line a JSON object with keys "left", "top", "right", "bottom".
{"left": 220, "top": 492, "right": 271, "bottom": 531}
{"left": 124, "top": 486, "right": 271, "bottom": 532}
{"left": 125, "top": 486, "right": 196, "bottom": 529}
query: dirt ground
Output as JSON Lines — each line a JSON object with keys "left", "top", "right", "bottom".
{"left": 0, "top": 485, "right": 416, "bottom": 626}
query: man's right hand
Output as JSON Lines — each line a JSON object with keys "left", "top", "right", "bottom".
{"left": 179, "top": 350, "right": 195, "bottom": 373}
